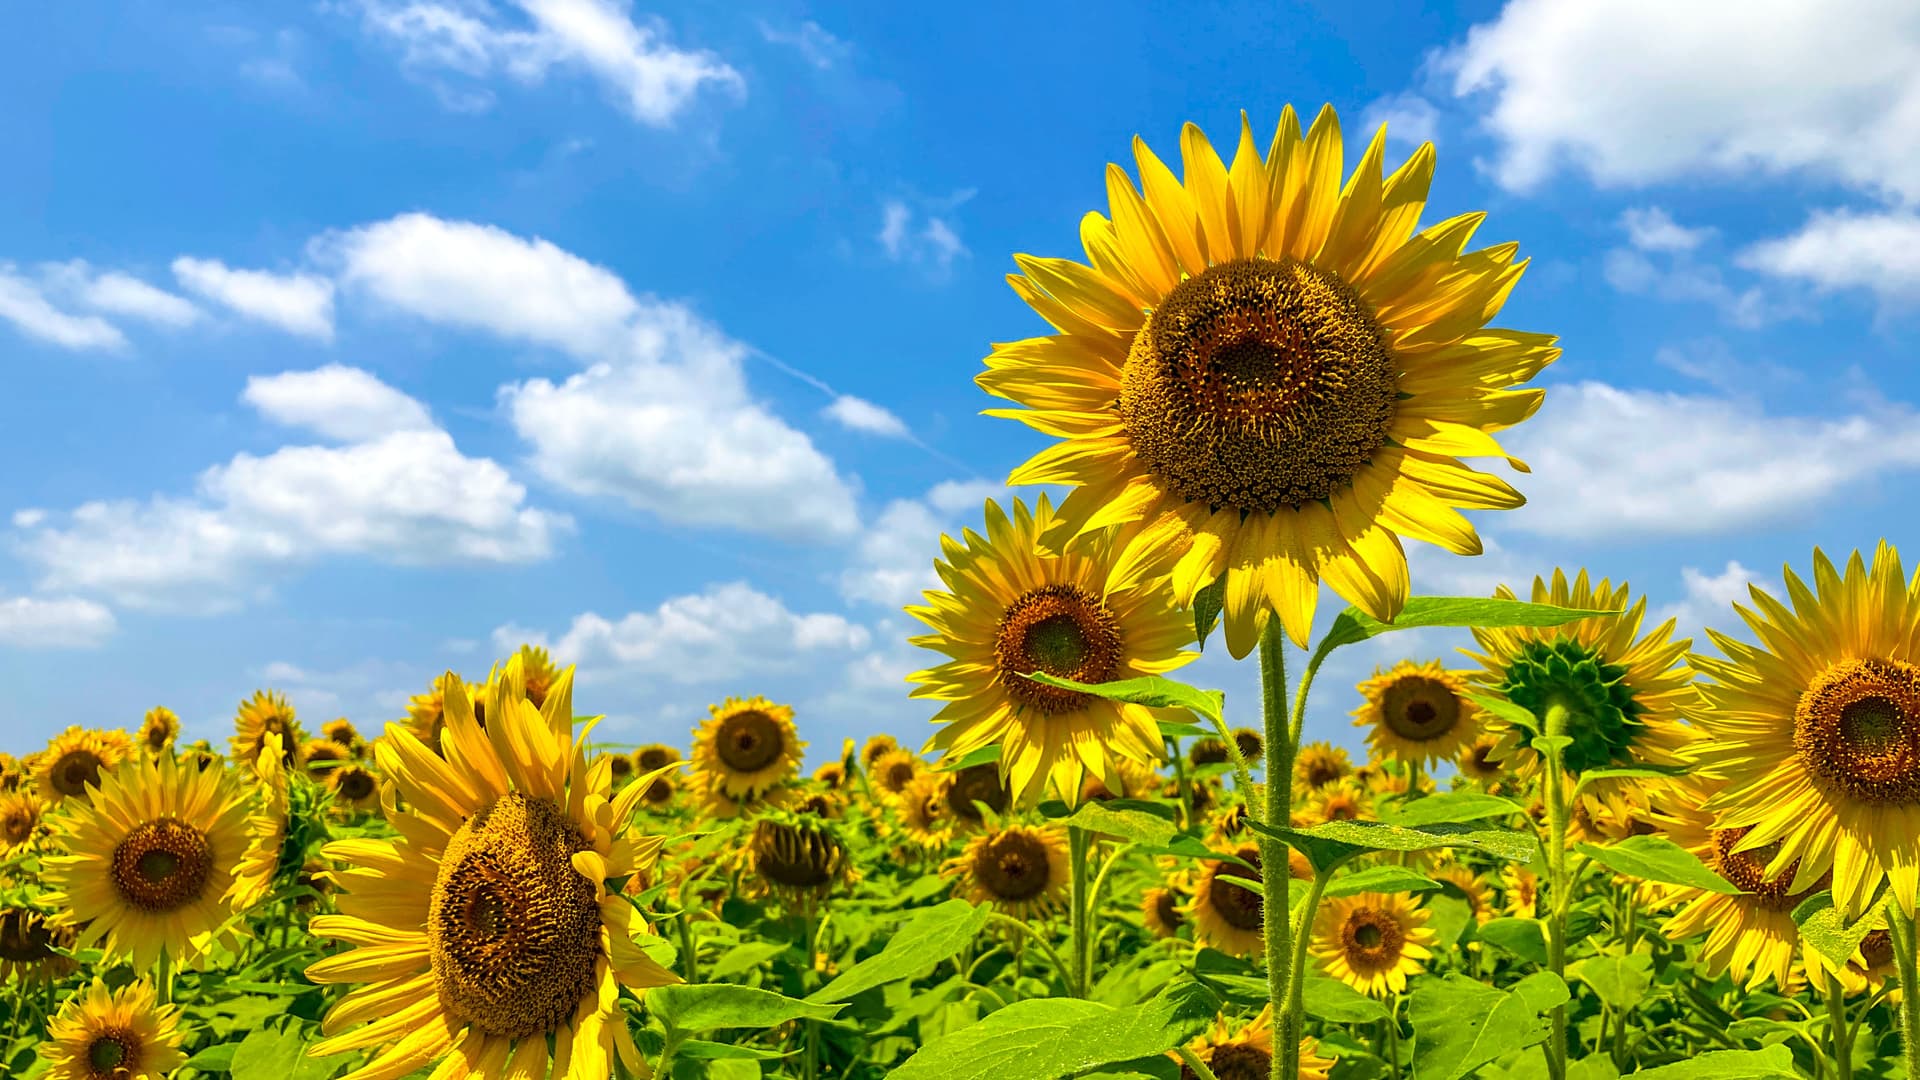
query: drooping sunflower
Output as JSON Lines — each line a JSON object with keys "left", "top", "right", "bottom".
{"left": 1355, "top": 659, "right": 1483, "bottom": 766}
{"left": 1466, "top": 569, "right": 1693, "bottom": 814}
{"left": 1173, "top": 1007, "right": 1333, "bottom": 1080}
{"left": 40, "top": 754, "right": 253, "bottom": 969}
{"left": 0, "top": 907, "right": 77, "bottom": 982}
{"left": 305, "top": 667, "right": 683, "bottom": 1080}
{"left": 980, "top": 106, "right": 1557, "bottom": 658}
{"left": 943, "top": 762, "right": 1010, "bottom": 825}
{"left": 1143, "top": 884, "right": 1187, "bottom": 939}
{"left": 1229, "top": 728, "right": 1263, "bottom": 764}
{"left": 891, "top": 772, "right": 959, "bottom": 849}
{"left": 44, "top": 979, "right": 185, "bottom": 1080}
{"left": 1189, "top": 845, "right": 1267, "bottom": 957}
{"left": 138, "top": 707, "right": 180, "bottom": 755}
{"left": 691, "top": 696, "right": 804, "bottom": 799}
{"left": 1456, "top": 734, "right": 1506, "bottom": 785}
{"left": 944, "top": 824, "right": 1070, "bottom": 919}
{"left": 232, "top": 690, "right": 304, "bottom": 771}
{"left": 1294, "top": 742, "right": 1352, "bottom": 790}
{"left": 908, "top": 495, "right": 1197, "bottom": 806}
{"left": 329, "top": 762, "right": 382, "bottom": 815}
{"left": 0, "top": 790, "right": 41, "bottom": 854}
{"left": 1693, "top": 544, "right": 1920, "bottom": 919}
{"left": 1309, "top": 891, "right": 1435, "bottom": 996}
{"left": 1189, "top": 738, "right": 1230, "bottom": 767}
{"left": 34, "top": 727, "right": 131, "bottom": 804}
{"left": 746, "top": 812, "right": 853, "bottom": 907}
{"left": 871, "top": 748, "right": 924, "bottom": 798}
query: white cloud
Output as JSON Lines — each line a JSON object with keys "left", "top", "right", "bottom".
{"left": 757, "top": 19, "right": 850, "bottom": 70}
{"left": 1600, "top": 248, "right": 1778, "bottom": 329}
{"left": 1619, "top": 207, "right": 1712, "bottom": 253}
{"left": 1360, "top": 92, "right": 1441, "bottom": 148}
{"left": 1738, "top": 209, "right": 1920, "bottom": 303}
{"left": 1442, "top": 0, "right": 1920, "bottom": 201}
{"left": 243, "top": 364, "right": 437, "bottom": 442}
{"left": 839, "top": 479, "right": 1015, "bottom": 608}
{"left": 249, "top": 657, "right": 423, "bottom": 727}
{"left": 0, "top": 595, "right": 117, "bottom": 648}
{"left": 38, "top": 261, "right": 202, "bottom": 327}
{"left": 11, "top": 510, "right": 45, "bottom": 529}
{"left": 1505, "top": 380, "right": 1920, "bottom": 539}
{"left": 1654, "top": 561, "right": 1770, "bottom": 644}
{"left": 0, "top": 265, "right": 127, "bottom": 350}
{"left": 1652, "top": 338, "right": 1802, "bottom": 398}
{"left": 878, "top": 198, "right": 969, "bottom": 273}
{"left": 822, "top": 395, "right": 908, "bottom": 438}
{"left": 172, "top": 256, "right": 336, "bottom": 339}
{"left": 351, "top": 0, "right": 743, "bottom": 126}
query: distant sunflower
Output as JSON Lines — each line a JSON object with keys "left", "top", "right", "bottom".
{"left": 860, "top": 734, "right": 899, "bottom": 770}
{"left": 511, "top": 643, "right": 559, "bottom": 709}
{"left": 871, "top": 748, "right": 924, "bottom": 798}
{"left": 944, "top": 762, "right": 1010, "bottom": 825}
{"left": 747, "top": 813, "right": 852, "bottom": 906}
{"left": 34, "top": 727, "right": 131, "bottom": 804}
{"left": 138, "top": 707, "right": 180, "bottom": 755}
{"left": 302, "top": 739, "right": 349, "bottom": 780}
{"left": 0, "top": 790, "right": 41, "bottom": 854}
{"left": 1174, "top": 1006, "right": 1333, "bottom": 1080}
{"left": 0, "top": 907, "right": 76, "bottom": 983}
{"left": 812, "top": 761, "right": 848, "bottom": 789}
{"left": 329, "top": 762, "right": 381, "bottom": 815}
{"left": 1432, "top": 863, "right": 1494, "bottom": 924}
{"left": 228, "top": 732, "right": 292, "bottom": 912}
{"left": 1500, "top": 864, "right": 1540, "bottom": 918}
{"left": 44, "top": 979, "right": 185, "bottom": 1080}
{"left": 405, "top": 674, "right": 453, "bottom": 750}
{"left": 892, "top": 772, "right": 958, "bottom": 849}
{"left": 0, "top": 752, "right": 21, "bottom": 791}
{"left": 1189, "top": 845, "right": 1267, "bottom": 957}
{"left": 323, "top": 718, "right": 361, "bottom": 750}
{"left": 41, "top": 754, "right": 253, "bottom": 969}
{"left": 306, "top": 666, "right": 682, "bottom": 1080}
{"left": 1144, "top": 885, "right": 1186, "bottom": 939}
{"left": 1355, "top": 659, "right": 1482, "bottom": 766}
{"left": 232, "top": 690, "right": 304, "bottom": 771}
{"left": 181, "top": 740, "right": 220, "bottom": 772}
{"left": 604, "top": 753, "right": 633, "bottom": 785}
{"left": 1230, "top": 728, "right": 1263, "bottom": 764}
{"left": 1189, "top": 738, "right": 1231, "bottom": 767}
{"left": 1310, "top": 892, "right": 1435, "bottom": 996}
{"left": 1296, "top": 780, "right": 1368, "bottom": 826}
{"left": 692, "top": 696, "right": 804, "bottom": 799}
{"left": 1456, "top": 735, "right": 1506, "bottom": 784}
{"left": 1693, "top": 544, "right": 1920, "bottom": 919}
{"left": 1294, "top": 742, "right": 1352, "bottom": 791}
{"left": 636, "top": 773, "right": 677, "bottom": 812}
{"left": 944, "top": 824, "right": 1070, "bottom": 918}
{"left": 908, "top": 495, "right": 1196, "bottom": 806}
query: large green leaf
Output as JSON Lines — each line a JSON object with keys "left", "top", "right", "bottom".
{"left": 1323, "top": 865, "right": 1443, "bottom": 898}
{"left": 1309, "top": 598, "right": 1618, "bottom": 672}
{"left": 1380, "top": 791, "right": 1525, "bottom": 827}
{"left": 809, "top": 899, "right": 992, "bottom": 1003}
{"left": 1574, "top": 836, "right": 1740, "bottom": 896}
{"left": 708, "top": 941, "right": 789, "bottom": 979}
{"left": 1792, "top": 889, "right": 1890, "bottom": 969}
{"left": 1477, "top": 917, "right": 1550, "bottom": 967}
{"left": 1248, "top": 818, "right": 1537, "bottom": 873}
{"left": 1023, "top": 673, "right": 1224, "bottom": 726}
{"left": 1409, "top": 971, "right": 1569, "bottom": 1080}
{"left": 1061, "top": 801, "right": 1177, "bottom": 846}
{"left": 228, "top": 1025, "right": 344, "bottom": 1080}
{"left": 1190, "top": 574, "right": 1227, "bottom": 652}
{"left": 1571, "top": 952, "right": 1654, "bottom": 1011}
{"left": 1626, "top": 1046, "right": 1800, "bottom": 1077}
{"left": 649, "top": 984, "right": 842, "bottom": 1034}
{"left": 1300, "top": 973, "right": 1390, "bottom": 1023}
{"left": 889, "top": 981, "right": 1220, "bottom": 1080}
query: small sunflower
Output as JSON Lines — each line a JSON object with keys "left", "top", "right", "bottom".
{"left": 323, "top": 717, "right": 361, "bottom": 750}
{"left": 1309, "top": 891, "right": 1435, "bottom": 996}
{"left": 1229, "top": 728, "right": 1263, "bottom": 764}
{"left": 41, "top": 754, "right": 253, "bottom": 969}
{"left": 0, "top": 907, "right": 77, "bottom": 982}
{"left": 301, "top": 738, "right": 350, "bottom": 780}
{"left": 604, "top": 753, "right": 633, "bottom": 785}
{"left": 1432, "top": 863, "right": 1494, "bottom": 924}
{"left": 944, "top": 762, "right": 1010, "bottom": 825}
{"left": 405, "top": 674, "right": 453, "bottom": 749}
{"left": 34, "top": 727, "right": 131, "bottom": 804}
{"left": 908, "top": 496, "right": 1196, "bottom": 806}
{"left": 1355, "top": 659, "right": 1482, "bottom": 766}
{"left": 181, "top": 740, "right": 220, "bottom": 772}
{"left": 1295, "top": 779, "right": 1368, "bottom": 826}
{"left": 634, "top": 743, "right": 680, "bottom": 772}
{"left": 892, "top": 772, "right": 959, "bottom": 849}
{"left": 44, "top": 979, "right": 185, "bottom": 1080}
{"left": 1189, "top": 738, "right": 1231, "bottom": 767}
{"left": 812, "top": 761, "right": 848, "bottom": 789}
{"left": 1456, "top": 734, "right": 1506, "bottom": 784}
{"left": 0, "top": 790, "right": 41, "bottom": 854}
{"left": 1294, "top": 742, "right": 1352, "bottom": 790}
{"left": 1144, "top": 885, "right": 1186, "bottom": 939}
{"left": 1189, "top": 845, "right": 1267, "bottom": 957}
{"left": 871, "top": 748, "right": 924, "bottom": 798}
{"left": 691, "top": 696, "right": 804, "bottom": 799}
{"left": 747, "top": 812, "right": 852, "bottom": 907}
{"left": 232, "top": 690, "right": 305, "bottom": 771}
{"left": 1499, "top": 863, "right": 1540, "bottom": 918}
{"left": 138, "top": 707, "right": 180, "bottom": 755}
{"left": 511, "top": 643, "right": 560, "bottom": 709}
{"left": 329, "top": 762, "right": 381, "bottom": 814}
{"left": 0, "top": 751, "right": 22, "bottom": 791}
{"left": 860, "top": 734, "right": 899, "bottom": 770}
{"left": 1174, "top": 1006, "right": 1333, "bottom": 1080}
{"left": 944, "top": 824, "right": 1070, "bottom": 918}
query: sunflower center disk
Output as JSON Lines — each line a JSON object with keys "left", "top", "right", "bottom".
{"left": 1494, "top": 640, "right": 1645, "bottom": 773}
{"left": 979, "top": 831, "right": 1052, "bottom": 902}
{"left": 1795, "top": 658, "right": 1920, "bottom": 805}
{"left": 1119, "top": 257, "right": 1397, "bottom": 514}
{"left": 1201, "top": 1044, "right": 1273, "bottom": 1080}
{"left": 1341, "top": 909, "right": 1406, "bottom": 970}
{"left": 751, "top": 819, "right": 844, "bottom": 890}
{"left": 995, "top": 585, "right": 1124, "bottom": 714}
{"left": 2, "top": 811, "right": 30, "bottom": 844}
{"left": 1155, "top": 889, "right": 1183, "bottom": 929}
{"left": 1712, "top": 826, "right": 1826, "bottom": 911}
{"left": 716, "top": 710, "right": 785, "bottom": 773}
{"left": 1860, "top": 929, "right": 1895, "bottom": 969}
{"left": 53, "top": 751, "right": 105, "bottom": 798}
{"left": 1208, "top": 849, "right": 1265, "bottom": 931}
{"left": 944, "top": 764, "right": 1009, "bottom": 823}
{"left": 427, "top": 793, "right": 602, "bottom": 1040}
{"left": 110, "top": 817, "right": 214, "bottom": 913}
{"left": 338, "top": 770, "right": 376, "bottom": 802}
{"left": 1384, "top": 677, "right": 1463, "bottom": 742}
{"left": 88, "top": 1033, "right": 135, "bottom": 1076}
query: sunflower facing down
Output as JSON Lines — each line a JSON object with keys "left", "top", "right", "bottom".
{"left": 1355, "top": 659, "right": 1483, "bottom": 766}
{"left": 1310, "top": 891, "right": 1436, "bottom": 996}
{"left": 45, "top": 979, "right": 185, "bottom": 1080}
{"left": 306, "top": 667, "right": 683, "bottom": 1080}
{"left": 139, "top": 707, "right": 180, "bottom": 755}
{"left": 908, "top": 495, "right": 1197, "bottom": 807}
{"left": 1189, "top": 845, "right": 1268, "bottom": 957}
{"left": 41, "top": 754, "right": 254, "bottom": 970}
{"left": 692, "top": 696, "right": 804, "bottom": 799}
{"left": 34, "top": 726, "right": 131, "bottom": 805}
{"left": 746, "top": 812, "right": 854, "bottom": 906}
{"left": 944, "top": 762, "right": 1011, "bottom": 825}
{"left": 0, "top": 907, "right": 78, "bottom": 983}
{"left": 944, "top": 824, "right": 1071, "bottom": 919}
{"left": 1693, "top": 544, "right": 1920, "bottom": 920}
{"left": 232, "top": 690, "right": 304, "bottom": 771}
{"left": 1173, "top": 1007, "right": 1334, "bottom": 1080}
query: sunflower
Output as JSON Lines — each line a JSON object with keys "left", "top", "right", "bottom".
{"left": 0, "top": 790, "right": 41, "bottom": 854}
{"left": 944, "top": 762, "right": 1010, "bottom": 825}
{"left": 892, "top": 772, "right": 959, "bottom": 849}
{"left": 604, "top": 753, "right": 633, "bottom": 784}
{"left": 1310, "top": 892, "right": 1435, "bottom": 996}
{"left": 305, "top": 665, "right": 683, "bottom": 1080}
{"left": 511, "top": 643, "right": 559, "bottom": 709}
{"left": 635, "top": 773, "right": 677, "bottom": 813}
{"left": 0, "top": 751, "right": 21, "bottom": 791}
{"left": 1173, "top": 1007, "right": 1333, "bottom": 1080}
{"left": 138, "top": 707, "right": 180, "bottom": 755}
{"left": 1189, "top": 845, "right": 1267, "bottom": 957}
{"left": 232, "top": 690, "right": 304, "bottom": 771}
{"left": 1355, "top": 659, "right": 1482, "bottom": 766}
{"left": 329, "top": 762, "right": 381, "bottom": 815}
{"left": 405, "top": 674, "right": 453, "bottom": 749}
{"left": 908, "top": 496, "right": 1196, "bottom": 806}
{"left": 44, "top": 979, "right": 185, "bottom": 1080}
{"left": 944, "top": 824, "right": 1070, "bottom": 919}
{"left": 1295, "top": 779, "right": 1368, "bottom": 826}
{"left": 1692, "top": 544, "right": 1920, "bottom": 919}
{"left": 181, "top": 740, "right": 220, "bottom": 772}
{"left": 1229, "top": 728, "right": 1263, "bottom": 764}
{"left": 980, "top": 106, "right": 1556, "bottom": 659}
{"left": 1466, "top": 570, "right": 1693, "bottom": 814}
{"left": 34, "top": 727, "right": 131, "bottom": 804}
{"left": 40, "top": 754, "right": 253, "bottom": 970}
{"left": 228, "top": 732, "right": 292, "bottom": 912}
{"left": 1079, "top": 755, "right": 1165, "bottom": 803}
{"left": 1294, "top": 742, "right": 1352, "bottom": 790}
{"left": 1190, "top": 738, "right": 1230, "bottom": 767}
{"left": 746, "top": 813, "right": 853, "bottom": 907}
{"left": 1500, "top": 864, "right": 1540, "bottom": 918}
{"left": 323, "top": 717, "right": 361, "bottom": 750}
{"left": 812, "top": 761, "right": 847, "bottom": 789}
{"left": 1144, "top": 885, "right": 1186, "bottom": 938}
{"left": 691, "top": 696, "right": 803, "bottom": 799}
{"left": 1432, "top": 863, "right": 1494, "bottom": 924}
{"left": 0, "top": 907, "right": 77, "bottom": 983}
{"left": 860, "top": 734, "right": 899, "bottom": 770}
{"left": 871, "top": 748, "right": 924, "bottom": 798}
{"left": 302, "top": 738, "right": 350, "bottom": 780}
{"left": 1456, "top": 734, "right": 1506, "bottom": 784}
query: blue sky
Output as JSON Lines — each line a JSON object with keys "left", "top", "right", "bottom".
{"left": 4, "top": 0, "right": 1920, "bottom": 765}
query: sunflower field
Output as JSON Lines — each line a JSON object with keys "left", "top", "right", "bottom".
{"left": 4, "top": 104, "right": 1919, "bottom": 1080}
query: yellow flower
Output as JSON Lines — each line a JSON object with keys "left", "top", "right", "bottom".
{"left": 404, "top": 673, "right": 454, "bottom": 749}
{"left": 691, "top": 695, "right": 804, "bottom": 799}
{"left": 943, "top": 824, "right": 1070, "bottom": 919}
{"left": 138, "top": 707, "right": 180, "bottom": 755}
{"left": 306, "top": 664, "right": 682, "bottom": 1080}
{"left": 943, "top": 762, "right": 1010, "bottom": 826}
{"left": 870, "top": 748, "right": 924, "bottom": 798}
{"left": 860, "top": 733, "right": 899, "bottom": 770}
{"left": 1456, "top": 734, "right": 1506, "bottom": 784}
{"left": 1143, "top": 885, "right": 1186, "bottom": 939}
{"left": 0, "top": 907, "right": 77, "bottom": 983}
{"left": 907, "top": 496, "right": 1195, "bottom": 806}
{"left": 634, "top": 744, "right": 682, "bottom": 773}
{"left": 980, "top": 106, "right": 1556, "bottom": 658}
{"left": 44, "top": 980, "right": 185, "bottom": 1080}
{"left": 1432, "top": 863, "right": 1494, "bottom": 924}
{"left": 1294, "top": 741, "right": 1352, "bottom": 791}
{"left": 232, "top": 689, "right": 305, "bottom": 771}
{"left": 1500, "top": 863, "right": 1540, "bottom": 918}
{"left": 511, "top": 643, "right": 560, "bottom": 709}
{"left": 746, "top": 812, "right": 853, "bottom": 907}
{"left": 329, "top": 762, "right": 382, "bottom": 815}
{"left": 0, "top": 790, "right": 41, "bottom": 854}
{"left": 1295, "top": 779, "right": 1368, "bottom": 826}
{"left": 813, "top": 761, "right": 847, "bottom": 789}
{"left": 229, "top": 733, "right": 292, "bottom": 911}
{"left": 1172, "top": 1006, "right": 1333, "bottom": 1080}
{"left": 41, "top": 754, "right": 253, "bottom": 970}
{"left": 891, "top": 771, "right": 959, "bottom": 850}
{"left": 1188, "top": 844, "right": 1270, "bottom": 958}
{"left": 1354, "top": 659, "right": 1483, "bottom": 766}
{"left": 1309, "top": 891, "right": 1435, "bottom": 996}
{"left": 34, "top": 726, "right": 131, "bottom": 804}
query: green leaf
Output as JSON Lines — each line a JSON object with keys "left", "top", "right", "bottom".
{"left": 1571, "top": 952, "right": 1654, "bottom": 1011}
{"left": 649, "top": 984, "right": 842, "bottom": 1034}
{"left": 708, "top": 941, "right": 789, "bottom": 979}
{"left": 1300, "top": 973, "right": 1389, "bottom": 1023}
{"left": 1248, "top": 818, "right": 1537, "bottom": 873}
{"left": 938, "top": 744, "right": 1001, "bottom": 771}
{"left": 1155, "top": 720, "right": 1210, "bottom": 739}
{"left": 228, "top": 1025, "right": 344, "bottom": 1080}
{"left": 809, "top": 899, "right": 992, "bottom": 1003}
{"left": 1060, "top": 801, "right": 1176, "bottom": 846}
{"left": 1323, "top": 865, "right": 1443, "bottom": 898}
{"left": 1792, "top": 889, "right": 1889, "bottom": 969}
{"left": 1625, "top": 1045, "right": 1800, "bottom": 1078}
{"left": 1191, "top": 574, "right": 1227, "bottom": 651}
{"left": 889, "top": 981, "right": 1221, "bottom": 1080}
{"left": 1309, "top": 597, "right": 1617, "bottom": 673}
{"left": 1478, "top": 917, "right": 1550, "bottom": 967}
{"left": 1409, "top": 972, "right": 1569, "bottom": 1080}
{"left": 675, "top": 1040, "right": 790, "bottom": 1061}
{"left": 1380, "top": 791, "right": 1525, "bottom": 827}
{"left": 182, "top": 1043, "right": 239, "bottom": 1071}
{"left": 1023, "top": 673, "right": 1224, "bottom": 726}
{"left": 1574, "top": 836, "right": 1740, "bottom": 896}
{"left": 1468, "top": 692, "right": 1540, "bottom": 731}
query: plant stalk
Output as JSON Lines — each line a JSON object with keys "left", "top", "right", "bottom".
{"left": 1890, "top": 906, "right": 1920, "bottom": 1080}
{"left": 1256, "top": 620, "right": 1299, "bottom": 1080}
{"left": 1824, "top": 966, "right": 1853, "bottom": 1080}
{"left": 1068, "top": 825, "right": 1092, "bottom": 998}
{"left": 1541, "top": 700, "right": 1573, "bottom": 1080}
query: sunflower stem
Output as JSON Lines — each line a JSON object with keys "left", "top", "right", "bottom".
{"left": 1285, "top": 866, "right": 1332, "bottom": 1040}
{"left": 1823, "top": 966, "right": 1853, "bottom": 1080}
{"left": 1541, "top": 700, "right": 1573, "bottom": 1080}
{"left": 1890, "top": 905, "right": 1920, "bottom": 1080}
{"left": 1068, "top": 825, "right": 1093, "bottom": 998}
{"left": 155, "top": 949, "right": 172, "bottom": 1007}
{"left": 1168, "top": 736, "right": 1193, "bottom": 831}
{"left": 986, "top": 913, "right": 1071, "bottom": 993}
{"left": 1256, "top": 619, "right": 1300, "bottom": 1080}
{"left": 802, "top": 904, "right": 822, "bottom": 1080}
{"left": 1384, "top": 994, "right": 1404, "bottom": 1078}
{"left": 1175, "top": 1045, "right": 1221, "bottom": 1080}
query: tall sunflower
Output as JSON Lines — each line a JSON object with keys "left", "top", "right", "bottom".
{"left": 908, "top": 496, "right": 1197, "bottom": 806}
{"left": 891, "top": 772, "right": 959, "bottom": 850}
{"left": 691, "top": 696, "right": 803, "bottom": 799}
{"left": 138, "top": 707, "right": 180, "bottom": 755}
{"left": 306, "top": 667, "right": 682, "bottom": 1080}
{"left": 1693, "top": 543, "right": 1920, "bottom": 919}
{"left": 40, "top": 754, "right": 253, "bottom": 969}
{"left": 979, "top": 106, "right": 1556, "bottom": 657}
{"left": 1309, "top": 892, "right": 1435, "bottom": 996}
{"left": 1354, "top": 659, "right": 1483, "bottom": 766}
{"left": 943, "top": 824, "right": 1070, "bottom": 919}
{"left": 44, "top": 980, "right": 185, "bottom": 1080}
{"left": 34, "top": 727, "right": 131, "bottom": 804}
{"left": 232, "top": 690, "right": 305, "bottom": 771}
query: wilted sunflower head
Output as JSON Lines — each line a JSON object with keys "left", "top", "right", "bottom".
{"left": 872, "top": 748, "right": 924, "bottom": 797}
{"left": 1294, "top": 742, "right": 1352, "bottom": 791}
{"left": 944, "top": 824, "right": 1070, "bottom": 918}
{"left": 45, "top": 979, "right": 186, "bottom": 1080}
{"left": 1355, "top": 659, "right": 1482, "bottom": 766}
{"left": 1189, "top": 738, "right": 1230, "bottom": 766}
{"left": 138, "top": 707, "right": 180, "bottom": 754}
{"left": 1309, "top": 891, "right": 1436, "bottom": 997}
{"left": 1190, "top": 845, "right": 1265, "bottom": 958}
{"left": 943, "top": 762, "right": 1010, "bottom": 824}
{"left": 747, "top": 813, "right": 851, "bottom": 904}
{"left": 231, "top": 690, "right": 304, "bottom": 771}
{"left": 0, "top": 791, "right": 41, "bottom": 853}
{"left": 635, "top": 743, "right": 681, "bottom": 774}
{"left": 693, "top": 696, "right": 804, "bottom": 799}
{"left": 0, "top": 907, "right": 76, "bottom": 983}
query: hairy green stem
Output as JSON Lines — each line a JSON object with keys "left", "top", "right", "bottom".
{"left": 1890, "top": 906, "right": 1920, "bottom": 1080}
{"left": 987, "top": 913, "right": 1072, "bottom": 993}
{"left": 1285, "top": 867, "right": 1332, "bottom": 1039}
{"left": 1540, "top": 700, "right": 1574, "bottom": 1080}
{"left": 1823, "top": 967, "right": 1853, "bottom": 1080}
{"left": 1175, "top": 1045, "right": 1221, "bottom": 1080}
{"left": 1068, "top": 826, "right": 1093, "bottom": 998}
{"left": 1256, "top": 621, "right": 1299, "bottom": 1080}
